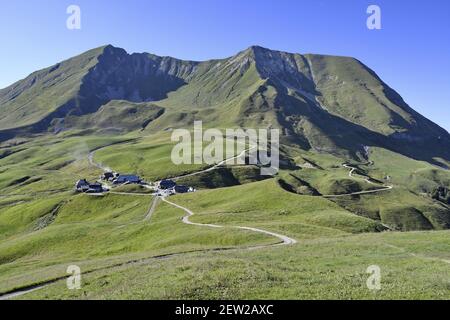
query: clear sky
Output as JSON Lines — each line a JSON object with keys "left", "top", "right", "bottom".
{"left": 1, "top": 0, "right": 449, "bottom": 131}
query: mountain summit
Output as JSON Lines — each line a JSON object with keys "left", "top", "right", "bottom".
{"left": 0, "top": 45, "right": 449, "bottom": 165}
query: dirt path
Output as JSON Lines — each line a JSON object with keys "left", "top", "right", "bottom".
{"left": 0, "top": 286, "right": 46, "bottom": 301}
{"left": 384, "top": 243, "right": 450, "bottom": 265}
{"left": 169, "top": 146, "right": 255, "bottom": 182}
{"left": 87, "top": 140, "right": 136, "bottom": 172}
{"left": 88, "top": 151, "right": 109, "bottom": 172}
{"left": 323, "top": 163, "right": 393, "bottom": 198}
{"left": 144, "top": 197, "right": 160, "bottom": 221}
{"left": 162, "top": 197, "right": 297, "bottom": 246}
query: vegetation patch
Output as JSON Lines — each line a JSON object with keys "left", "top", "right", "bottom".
{"left": 177, "top": 166, "right": 268, "bottom": 189}
{"left": 33, "top": 202, "right": 65, "bottom": 231}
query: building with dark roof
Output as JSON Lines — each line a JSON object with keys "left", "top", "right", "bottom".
{"left": 87, "top": 183, "right": 104, "bottom": 193}
{"left": 113, "top": 175, "right": 142, "bottom": 185}
{"left": 159, "top": 179, "right": 176, "bottom": 190}
{"left": 75, "top": 179, "right": 90, "bottom": 192}
{"left": 101, "top": 171, "right": 117, "bottom": 181}
{"left": 174, "top": 185, "right": 191, "bottom": 194}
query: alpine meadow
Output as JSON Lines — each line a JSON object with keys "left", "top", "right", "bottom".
{"left": 0, "top": 44, "right": 449, "bottom": 300}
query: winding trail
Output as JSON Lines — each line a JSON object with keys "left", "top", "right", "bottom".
{"left": 87, "top": 139, "right": 138, "bottom": 172}
{"left": 158, "top": 145, "right": 297, "bottom": 246}
{"left": 160, "top": 145, "right": 296, "bottom": 246}
{"left": 162, "top": 197, "right": 297, "bottom": 246}
{"left": 169, "top": 146, "right": 255, "bottom": 182}
{"left": 323, "top": 163, "right": 393, "bottom": 198}
{"left": 88, "top": 150, "right": 110, "bottom": 172}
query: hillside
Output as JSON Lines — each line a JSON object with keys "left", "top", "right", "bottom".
{"left": 0, "top": 45, "right": 197, "bottom": 136}
{"left": 1, "top": 45, "right": 450, "bottom": 300}
{"left": 1, "top": 45, "right": 449, "bottom": 165}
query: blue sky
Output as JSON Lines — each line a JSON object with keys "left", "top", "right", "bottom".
{"left": 1, "top": 0, "right": 449, "bottom": 131}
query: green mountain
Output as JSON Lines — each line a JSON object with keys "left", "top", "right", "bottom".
{"left": 0, "top": 45, "right": 195, "bottom": 136}
{"left": 1, "top": 45, "right": 449, "bottom": 165}
{"left": 1, "top": 45, "right": 450, "bottom": 300}
{"left": 0, "top": 45, "right": 449, "bottom": 230}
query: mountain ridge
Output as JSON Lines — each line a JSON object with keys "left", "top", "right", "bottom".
{"left": 0, "top": 44, "right": 449, "bottom": 166}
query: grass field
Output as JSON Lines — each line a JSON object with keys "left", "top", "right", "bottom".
{"left": 0, "top": 130, "right": 449, "bottom": 300}
{"left": 1, "top": 44, "right": 450, "bottom": 300}
{"left": 13, "top": 229, "right": 450, "bottom": 300}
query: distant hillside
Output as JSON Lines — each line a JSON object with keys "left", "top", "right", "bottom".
{"left": 1, "top": 45, "right": 449, "bottom": 165}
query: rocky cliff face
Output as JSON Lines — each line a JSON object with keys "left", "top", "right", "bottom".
{"left": 79, "top": 45, "right": 199, "bottom": 105}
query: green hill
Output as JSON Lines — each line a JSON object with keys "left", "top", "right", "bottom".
{"left": 1, "top": 45, "right": 450, "bottom": 300}
{"left": 1, "top": 45, "right": 449, "bottom": 164}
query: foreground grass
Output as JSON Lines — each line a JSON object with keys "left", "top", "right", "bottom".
{"left": 18, "top": 230, "right": 450, "bottom": 300}
{"left": 4, "top": 180, "right": 450, "bottom": 299}
{"left": 0, "top": 196, "right": 273, "bottom": 294}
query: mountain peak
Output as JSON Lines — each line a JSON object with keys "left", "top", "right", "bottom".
{"left": 101, "top": 44, "right": 128, "bottom": 56}
{"left": 240, "top": 45, "right": 286, "bottom": 59}
{"left": 246, "top": 45, "right": 272, "bottom": 52}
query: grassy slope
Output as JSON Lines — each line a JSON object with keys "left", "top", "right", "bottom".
{"left": 367, "top": 147, "right": 450, "bottom": 191}
{"left": 0, "top": 134, "right": 130, "bottom": 196}
{"left": 332, "top": 147, "right": 450, "bottom": 230}
{"left": 0, "top": 130, "right": 449, "bottom": 299}
{"left": 280, "top": 145, "right": 450, "bottom": 230}
{"left": 1, "top": 46, "right": 449, "bottom": 300}
{"left": 0, "top": 47, "right": 105, "bottom": 130}
{"left": 0, "top": 196, "right": 272, "bottom": 294}
{"left": 171, "top": 179, "right": 384, "bottom": 237}
{"left": 93, "top": 134, "right": 208, "bottom": 181}
{"left": 5, "top": 176, "right": 450, "bottom": 299}
{"left": 306, "top": 54, "right": 414, "bottom": 136}
{"left": 62, "top": 100, "right": 164, "bottom": 133}
{"left": 0, "top": 132, "right": 274, "bottom": 293}
{"left": 17, "top": 228, "right": 450, "bottom": 300}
